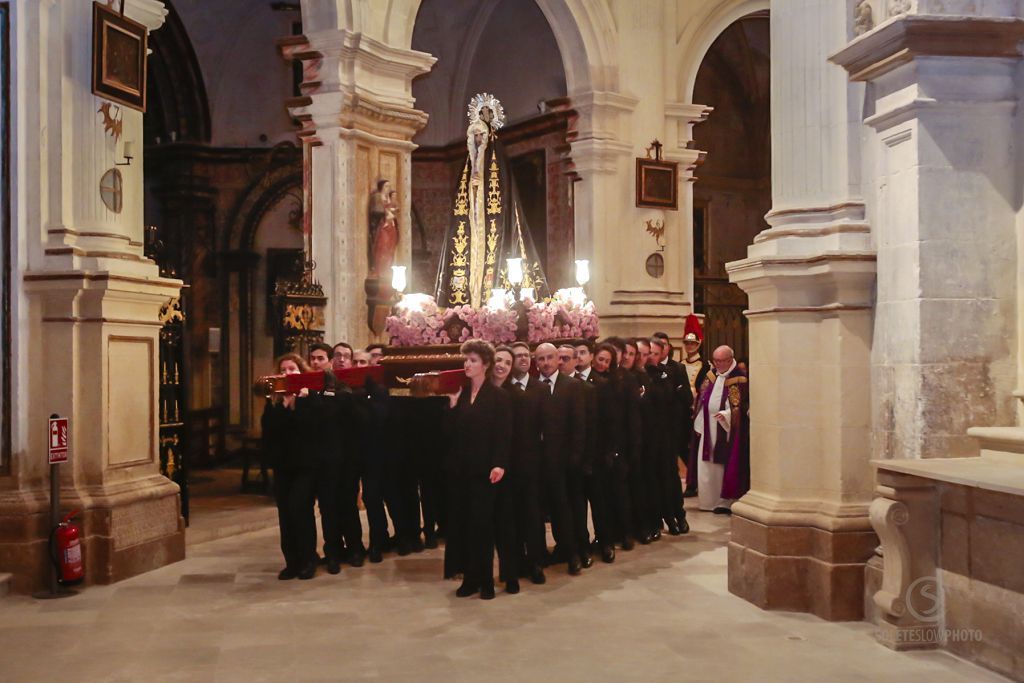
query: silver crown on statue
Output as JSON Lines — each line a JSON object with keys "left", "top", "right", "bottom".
{"left": 467, "top": 92, "right": 506, "bottom": 130}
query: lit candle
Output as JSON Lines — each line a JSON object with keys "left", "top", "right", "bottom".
{"left": 575, "top": 259, "right": 590, "bottom": 286}
{"left": 488, "top": 288, "right": 507, "bottom": 310}
{"left": 391, "top": 265, "right": 407, "bottom": 293}
{"left": 123, "top": 140, "right": 134, "bottom": 159}
{"left": 506, "top": 258, "right": 523, "bottom": 285}
{"left": 520, "top": 287, "right": 534, "bottom": 302}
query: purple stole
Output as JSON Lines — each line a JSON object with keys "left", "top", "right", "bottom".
{"left": 697, "top": 367, "right": 748, "bottom": 500}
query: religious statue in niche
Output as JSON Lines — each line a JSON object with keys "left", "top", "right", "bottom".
{"left": 368, "top": 179, "right": 399, "bottom": 278}
{"left": 435, "top": 93, "right": 549, "bottom": 307}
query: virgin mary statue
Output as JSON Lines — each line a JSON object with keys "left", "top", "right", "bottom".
{"left": 434, "top": 93, "right": 549, "bottom": 308}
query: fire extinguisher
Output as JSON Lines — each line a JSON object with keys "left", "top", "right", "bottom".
{"left": 50, "top": 509, "right": 84, "bottom": 585}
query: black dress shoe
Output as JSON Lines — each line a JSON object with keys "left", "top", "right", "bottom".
{"left": 277, "top": 566, "right": 298, "bottom": 580}
{"left": 713, "top": 506, "right": 732, "bottom": 516}
{"left": 410, "top": 537, "right": 425, "bottom": 553}
{"left": 580, "top": 554, "right": 594, "bottom": 569}
{"left": 298, "top": 562, "right": 317, "bottom": 580}
{"left": 480, "top": 585, "right": 496, "bottom": 600}
{"left": 601, "top": 544, "right": 616, "bottom": 563}
{"left": 348, "top": 550, "right": 365, "bottom": 568}
{"left": 651, "top": 529, "right": 662, "bottom": 540}
{"left": 456, "top": 583, "right": 478, "bottom": 598}
{"left": 424, "top": 534, "right": 439, "bottom": 550}
{"left": 638, "top": 533, "right": 652, "bottom": 545}
{"left": 678, "top": 517, "right": 690, "bottom": 534}
{"left": 396, "top": 539, "right": 412, "bottom": 556}
{"left": 506, "top": 580, "right": 520, "bottom": 595}
{"left": 568, "top": 556, "right": 582, "bottom": 576}
{"left": 368, "top": 547, "right": 383, "bottom": 563}
{"left": 326, "top": 557, "right": 342, "bottom": 575}
{"left": 667, "top": 520, "right": 682, "bottom": 536}
{"left": 621, "top": 537, "right": 635, "bottom": 551}
{"left": 683, "top": 487, "right": 698, "bottom": 498}
{"left": 530, "top": 565, "right": 546, "bottom": 585}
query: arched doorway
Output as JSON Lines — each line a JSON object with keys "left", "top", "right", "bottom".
{"left": 691, "top": 11, "right": 770, "bottom": 362}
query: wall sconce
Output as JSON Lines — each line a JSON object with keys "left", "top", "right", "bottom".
{"left": 115, "top": 140, "right": 134, "bottom": 166}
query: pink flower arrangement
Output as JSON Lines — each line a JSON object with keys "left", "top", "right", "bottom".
{"left": 525, "top": 297, "right": 599, "bottom": 343}
{"left": 386, "top": 293, "right": 599, "bottom": 346}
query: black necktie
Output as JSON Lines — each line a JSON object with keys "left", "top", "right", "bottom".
{"left": 542, "top": 377, "right": 552, "bottom": 394}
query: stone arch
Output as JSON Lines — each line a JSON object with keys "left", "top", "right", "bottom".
{"left": 676, "top": 0, "right": 770, "bottom": 104}
{"left": 146, "top": 0, "right": 211, "bottom": 143}
{"left": 533, "top": 0, "right": 617, "bottom": 94}
{"left": 225, "top": 155, "right": 303, "bottom": 253}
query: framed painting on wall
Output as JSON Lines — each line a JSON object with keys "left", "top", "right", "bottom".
{"left": 92, "top": 2, "right": 148, "bottom": 112}
{"left": 635, "top": 158, "right": 678, "bottom": 210}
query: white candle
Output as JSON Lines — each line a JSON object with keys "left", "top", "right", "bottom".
{"left": 391, "top": 265, "right": 407, "bottom": 293}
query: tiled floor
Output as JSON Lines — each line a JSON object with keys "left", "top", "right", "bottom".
{"left": 0, "top": 508, "right": 1009, "bottom": 682}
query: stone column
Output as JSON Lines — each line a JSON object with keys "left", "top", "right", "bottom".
{"left": 573, "top": 1, "right": 700, "bottom": 342}
{"left": 2, "top": 0, "right": 184, "bottom": 592}
{"left": 833, "top": 8, "right": 1021, "bottom": 461}
{"left": 281, "top": 29, "right": 434, "bottom": 347}
{"left": 725, "top": 0, "right": 878, "bottom": 621}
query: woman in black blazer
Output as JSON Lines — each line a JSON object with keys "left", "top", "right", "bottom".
{"left": 444, "top": 340, "right": 511, "bottom": 599}
{"left": 491, "top": 345, "right": 525, "bottom": 594}
{"left": 262, "top": 353, "right": 319, "bottom": 580}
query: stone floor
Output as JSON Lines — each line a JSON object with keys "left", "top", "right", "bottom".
{"left": 0, "top": 508, "right": 1009, "bottom": 682}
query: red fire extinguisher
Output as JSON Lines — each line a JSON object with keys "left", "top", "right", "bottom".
{"left": 50, "top": 509, "right": 84, "bottom": 585}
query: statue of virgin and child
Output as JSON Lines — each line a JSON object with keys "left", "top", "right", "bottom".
{"left": 434, "top": 93, "right": 548, "bottom": 308}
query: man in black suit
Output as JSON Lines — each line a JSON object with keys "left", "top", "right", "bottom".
{"left": 632, "top": 338, "right": 661, "bottom": 543}
{"left": 651, "top": 334, "right": 691, "bottom": 535}
{"left": 524, "top": 342, "right": 586, "bottom": 577}
{"left": 308, "top": 342, "right": 350, "bottom": 574}
{"left": 508, "top": 341, "right": 534, "bottom": 392}
{"left": 558, "top": 344, "right": 595, "bottom": 568}
{"left": 573, "top": 340, "right": 617, "bottom": 563}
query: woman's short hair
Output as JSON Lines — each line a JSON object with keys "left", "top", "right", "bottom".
{"left": 494, "top": 344, "right": 514, "bottom": 359}
{"left": 460, "top": 339, "right": 496, "bottom": 374}
{"left": 275, "top": 352, "right": 309, "bottom": 373}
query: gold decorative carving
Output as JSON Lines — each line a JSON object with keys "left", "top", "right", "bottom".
{"left": 158, "top": 297, "right": 184, "bottom": 325}
{"left": 282, "top": 303, "right": 325, "bottom": 331}
{"left": 453, "top": 166, "right": 469, "bottom": 216}
{"left": 486, "top": 159, "right": 502, "bottom": 214}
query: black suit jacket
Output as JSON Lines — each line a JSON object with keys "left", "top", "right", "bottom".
{"left": 447, "top": 380, "right": 512, "bottom": 478}
{"left": 525, "top": 372, "right": 586, "bottom": 472}
{"left": 501, "top": 380, "right": 531, "bottom": 478}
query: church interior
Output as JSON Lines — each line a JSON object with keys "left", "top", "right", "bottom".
{"left": 2, "top": 0, "right": 1024, "bottom": 680}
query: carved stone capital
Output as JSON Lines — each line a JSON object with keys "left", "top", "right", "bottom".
{"left": 831, "top": 13, "right": 1024, "bottom": 82}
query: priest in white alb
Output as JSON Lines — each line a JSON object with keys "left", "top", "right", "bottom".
{"left": 692, "top": 345, "right": 750, "bottom": 514}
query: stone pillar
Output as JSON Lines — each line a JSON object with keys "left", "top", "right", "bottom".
{"left": 832, "top": 9, "right": 1021, "bottom": 461}
{"left": 2, "top": 0, "right": 184, "bottom": 592}
{"left": 725, "top": 0, "right": 878, "bottom": 621}
{"left": 281, "top": 29, "right": 434, "bottom": 347}
{"left": 572, "top": 3, "right": 703, "bottom": 342}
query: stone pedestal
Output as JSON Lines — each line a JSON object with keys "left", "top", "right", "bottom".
{"left": 0, "top": 0, "right": 184, "bottom": 593}
{"left": 725, "top": 0, "right": 877, "bottom": 620}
